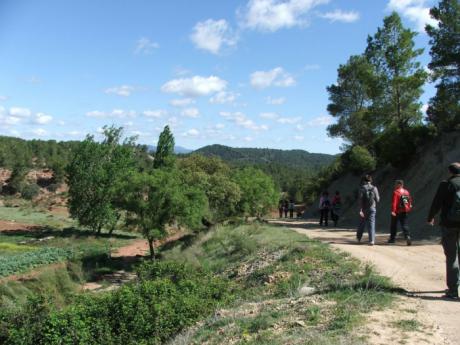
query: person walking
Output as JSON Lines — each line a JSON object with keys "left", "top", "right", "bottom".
{"left": 388, "top": 180, "right": 413, "bottom": 245}
{"left": 319, "top": 191, "right": 330, "bottom": 227}
{"left": 427, "top": 162, "right": 460, "bottom": 300}
{"left": 357, "top": 175, "right": 380, "bottom": 245}
{"left": 288, "top": 200, "right": 295, "bottom": 219}
{"left": 331, "top": 191, "right": 341, "bottom": 227}
{"left": 283, "top": 200, "right": 289, "bottom": 218}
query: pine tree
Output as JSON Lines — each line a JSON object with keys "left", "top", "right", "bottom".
{"left": 153, "top": 125, "right": 175, "bottom": 169}
{"left": 426, "top": 0, "right": 460, "bottom": 131}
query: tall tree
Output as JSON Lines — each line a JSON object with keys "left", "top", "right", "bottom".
{"left": 153, "top": 125, "right": 175, "bottom": 169}
{"left": 426, "top": 0, "right": 460, "bottom": 131}
{"left": 66, "top": 126, "right": 136, "bottom": 234}
{"left": 326, "top": 55, "right": 379, "bottom": 147}
{"left": 365, "top": 12, "right": 428, "bottom": 134}
{"left": 123, "top": 168, "right": 207, "bottom": 259}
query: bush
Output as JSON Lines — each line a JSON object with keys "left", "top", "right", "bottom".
{"left": 0, "top": 261, "right": 232, "bottom": 345}
{"left": 346, "top": 146, "right": 376, "bottom": 173}
{"left": 20, "top": 183, "right": 40, "bottom": 200}
{"left": 46, "top": 183, "right": 60, "bottom": 193}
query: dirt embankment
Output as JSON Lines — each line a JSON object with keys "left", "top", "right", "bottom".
{"left": 320, "top": 131, "right": 460, "bottom": 239}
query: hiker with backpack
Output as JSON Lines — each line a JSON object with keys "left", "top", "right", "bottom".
{"left": 331, "top": 191, "right": 341, "bottom": 227}
{"left": 283, "top": 200, "right": 289, "bottom": 218}
{"left": 319, "top": 191, "right": 330, "bottom": 227}
{"left": 388, "top": 180, "right": 413, "bottom": 245}
{"left": 278, "top": 200, "right": 284, "bottom": 219}
{"left": 357, "top": 175, "right": 380, "bottom": 245}
{"left": 288, "top": 200, "right": 295, "bottom": 219}
{"left": 427, "top": 162, "right": 460, "bottom": 300}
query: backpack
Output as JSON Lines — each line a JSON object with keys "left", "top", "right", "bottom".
{"left": 446, "top": 182, "right": 460, "bottom": 223}
{"left": 322, "top": 199, "right": 331, "bottom": 209}
{"left": 399, "top": 192, "right": 413, "bottom": 213}
{"left": 362, "top": 186, "right": 375, "bottom": 208}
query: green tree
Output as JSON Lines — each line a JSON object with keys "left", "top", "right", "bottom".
{"left": 66, "top": 126, "right": 136, "bottom": 234}
{"left": 426, "top": 0, "right": 460, "bottom": 131}
{"left": 326, "top": 55, "right": 379, "bottom": 147}
{"left": 346, "top": 145, "right": 377, "bottom": 173}
{"left": 153, "top": 125, "right": 175, "bottom": 169}
{"left": 178, "top": 155, "right": 241, "bottom": 224}
{"left": 6, "top": 164, "right": 28, "bottom": 195}
{"left": 123, "top": 168, "right": 208, "bottom": 259}
{"left": 232, "top": 167, "right": 278, "bottom": 218}
{"left": 365, "top": 12, "right": 428, "bottom": 134}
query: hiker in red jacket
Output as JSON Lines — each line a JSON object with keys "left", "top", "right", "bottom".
{"left": 388, "top": 180, "right": 413, "bottom": 245}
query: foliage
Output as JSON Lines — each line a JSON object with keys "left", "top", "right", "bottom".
{"left": 343, "top": 146, "right": 377, "bottom": 173}
{"left": 153, "top": 125, "right": 175, "bottom": 169}
{"left": 66, "top": 126, "right": 136, "bottom": 234}
{"left": 178, "top": 155, "right": 241, "bottom": 223}
{"left": 365, "top": 12, "right": 427, "bottom": 133}
{"left": 426, "top": 0, "right": 460, "bottom": 131}
{"left": 326, "top": 55, "right": 379, "bottom": 147}
{"left": 4, "top": 164, "right": 28, "bottom": 195}
{"left": 232, "top": 167, "right": 278, "bottom": 218}
{"left": 20, "top": 183, "right": 41, "bottom": 200}
{"left": 0, "top": 261, "right": 231, "bottom": 345}
{"left": 0, "top": 247, "right": 72, "bottom": 277}
{"left": 123, "top": 168, "right": 208, "bottom": 258}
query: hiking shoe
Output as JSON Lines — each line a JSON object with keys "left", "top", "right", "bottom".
{"left": 406, "top": 236, "right": 412, "bottom": 246}
{"left": 387, "top": 238, "right": 395, "bottom": 244}
{"left": 441, "top": 291, "right": 459, "bottom": 300}
{"left": 357, "top": 237, "right": 362, "bottom": 243}
{"left": 369, "top": 241, "right": 375, "bottom": 246}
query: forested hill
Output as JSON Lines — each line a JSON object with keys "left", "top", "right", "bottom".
{"left": 194, "top": 144, "right": 335, "bottom": 170}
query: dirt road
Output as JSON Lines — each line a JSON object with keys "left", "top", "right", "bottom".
{"left": 273, "top": 220, "right": 459, "bottom": 345}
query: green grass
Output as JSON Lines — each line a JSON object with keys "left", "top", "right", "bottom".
{"left": 393, "top": 319, "right": 421, "bottom": 332}
{"left": 0, "top": 205, "right": 72, "bottom": 228}
{"left": 163, "top": 223, "right": 397, "bottom": 344}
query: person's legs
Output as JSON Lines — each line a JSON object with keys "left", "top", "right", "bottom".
{"left": 441, "top": 227, "right": 460, "bottom": 297}
{"left": 319, "top": 209, "right": 324, "bottom": 225}
{"left": 367, "top": 208, "right": 376, "bottom": 244}
{"left": 324, "top": 209, "right": 329, "bottom": 226}
{"left": 389, "top": 215, "right": 397, "bottom": 242}
{"left": 357, "top": 215, "right": 365, "bottom": 241}
{"left": 398, "top": 213, "right": 411, "bottom": 245}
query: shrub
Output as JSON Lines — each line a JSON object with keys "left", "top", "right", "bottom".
{"left": 46, "top": 183, "right": 60, "bottom": 193}
{"left": 20, "top": 183, "right": 41, "bottom": 200}
{"left": 346, "top": 146, "right": 376, "bottom": 173}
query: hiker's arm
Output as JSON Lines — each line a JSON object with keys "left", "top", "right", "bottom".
{"left": 427, "top": 182, "right": 447, "bottom": 222}
{"left": 374, "top": 187, "right": 380, "bottom": 203}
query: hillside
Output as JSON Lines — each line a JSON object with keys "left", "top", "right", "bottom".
{"left": 323, "top": 131, "right": 460, "bottom": 239}
{"left": 194, "top": 144, "right": 335, "bottom": 170}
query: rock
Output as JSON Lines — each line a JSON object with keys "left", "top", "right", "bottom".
{"left": 295, "top": 320, "right": 306, "bottom": 327}
{"left": 298, "top": 286, "right": 316, "bottom": 296}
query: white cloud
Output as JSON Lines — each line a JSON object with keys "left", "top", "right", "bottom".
{"left": 182, "top": 128, "right": 200, "bottom": 137}
{"left": 169, "top": 98, "right": 195, "bottom": 107}
{"left": 134, "top": 37, "right": 160, "bottom": 54}
{"left": 209, "top": 91, "right": 239, "bottom": 104}
{"left": 319, "top": 10, "right": 360, "bottom": 23}
{"left": 104, "top": 85, "right": 135, "bottom": 97}
{"left": 191, "top": 19, "right": 237, "bottom": 54}
{"left": 277, "top": 116, "right": 301, "bottom": 124}
{"left": 31, "top": 128, "right": 47, "bottom": 136}
{"left": 143, "top": 109, "right": 167, "bottom": 118}
{"left": 387, "top": 0, "right": 437, "bottom": 32}
{"left": 67, "top": 130, "right": 81, "bottom": 136}
{"left": 260, "top": 112, "right": 279, "bottom": 119}
{"left": 86, "top": 109, "right": 136, "bottom": 118}
{"left": 161, "top": 75, "right": 227, "bottom": 97}
{"left": 294, "top": 135, "right": 304, "bottom": 141}
{"left": 240, "top": 0, "right": 330, "bottom": 32}
{"left": 9, "top": 107, "right": 31, "bottom": 118}
{"left": 220, "top": 111, "right": 268, "bottom": 131}
{"left": 266, "top": 96, "right": 286, "bottom": 105}
{"left": 421, "top": 103, "right": 429, "bottom": 114}
{"left": 34, "top": 112, "right": 53, "bottom": 125}
{"left": 181, "top": 107, "right": 200, "bottom": 118}
{"left": 250, "top": 67, "right": 296, "bottom": 89}
{"left": 0, "top": 96, "right": 7, "bottom": 101}
{"left": 243, "top": 136, "right": 254, "bottom": 142}
{"left": 306, "top": 115, "right": 333, "bottom": 126}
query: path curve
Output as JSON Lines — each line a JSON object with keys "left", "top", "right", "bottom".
{"left": 272, "top": 220, "right": 460, "bottom": 345}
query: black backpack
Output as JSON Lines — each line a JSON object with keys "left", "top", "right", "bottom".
{"left": 447, "top": 181, "right": 460, "bottom": 223}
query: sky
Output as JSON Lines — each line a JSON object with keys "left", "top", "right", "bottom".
{"left": 0, "top": 0, "right": 438, "bottom": 154}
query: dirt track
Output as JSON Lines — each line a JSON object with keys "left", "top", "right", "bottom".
{"left": 272, "top": 220, "right": 460, "bottom": 345}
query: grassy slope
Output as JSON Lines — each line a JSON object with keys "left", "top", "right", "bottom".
{"left": 163, "top": 223, "right": 396, "bottom": 345}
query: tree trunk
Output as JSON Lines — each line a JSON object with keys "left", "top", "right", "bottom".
{"left": 148, "top": 237, "right": 155, "bottom": 260}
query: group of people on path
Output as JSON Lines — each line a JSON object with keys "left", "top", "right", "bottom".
{"left": 318, "top": 191, "right": 342, "bottom": 227}
{"left": 322, "top": 162, "right": 460, "bottom": 300}
{"left": 278, "top": 200, "right": 295, "bottom": 219}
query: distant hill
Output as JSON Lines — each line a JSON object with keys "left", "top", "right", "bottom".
{"left": 193, "top": 144, "right": 335, "bottom": 171}
{"left": 147, "top": 145, "right": 192, "bottom": 155}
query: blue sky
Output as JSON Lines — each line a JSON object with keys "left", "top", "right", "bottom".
{"left": 0, "top": 0, "right": 437, "bottom": 154}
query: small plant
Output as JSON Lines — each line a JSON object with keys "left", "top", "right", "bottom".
{"left": 20, "top": 184, "right": 40, "bottom": 200}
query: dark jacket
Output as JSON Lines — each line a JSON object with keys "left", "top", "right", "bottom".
{"left": 428, "top": 175, "right": 460, "bottom": 227}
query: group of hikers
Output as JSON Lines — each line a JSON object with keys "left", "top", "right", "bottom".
{"left": 318, "top": 162, "right": 460, "bottom": 300}
{"left": 278, "top": 200, "right": 296, "bottom": 219}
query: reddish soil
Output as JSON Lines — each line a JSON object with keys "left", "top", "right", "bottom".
{"left": 0, "top": 220, "right": 37, "bottom": 232}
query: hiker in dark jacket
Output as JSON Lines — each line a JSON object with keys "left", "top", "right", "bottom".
{"left": 357, "top": 174, "right": 380, "bottom": 245}
{"left": 331, "top": 191, "right": 341, "bottom": 227}
{"left": 427, "top": 162, "right": 460, "bottom": 300}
